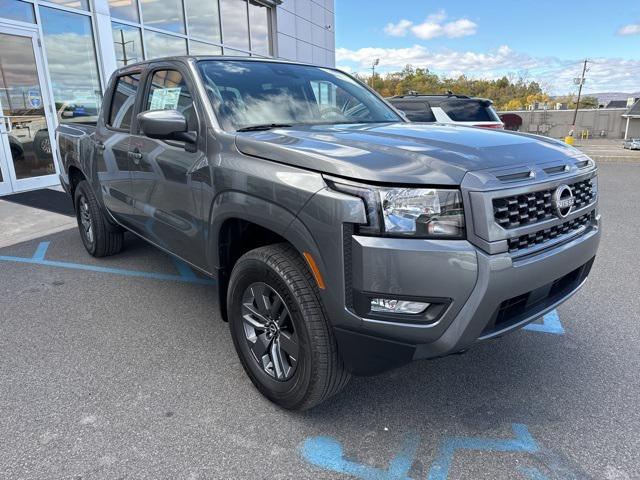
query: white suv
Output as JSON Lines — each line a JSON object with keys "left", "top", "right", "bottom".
{"left": 387, "top": 94, "right": 504, "bottom": 129}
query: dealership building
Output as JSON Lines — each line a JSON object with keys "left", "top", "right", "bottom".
{"left": 0, "top": 0, "right": 336, "bottom": 196}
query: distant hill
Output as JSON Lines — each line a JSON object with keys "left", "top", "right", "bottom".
{"left": 586, "top": 92, "right": 640, "bottom": 105}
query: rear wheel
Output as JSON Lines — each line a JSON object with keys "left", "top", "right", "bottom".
{"left": 227, "top": 243, "right": 350, "bottom": 410}
{"left": 74, "top": 180, "right": 124, "bottom": 257}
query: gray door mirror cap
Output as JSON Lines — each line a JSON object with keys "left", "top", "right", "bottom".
{"left": 137, "top": 109, "right": 197, "bottom": 146}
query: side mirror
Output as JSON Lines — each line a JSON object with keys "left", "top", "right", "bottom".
{"left": 137, "top": 109, "right": 195, "bottom": 145}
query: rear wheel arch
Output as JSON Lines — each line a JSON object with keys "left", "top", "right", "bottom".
{"left": 68, "top": 166, "right": 86, "bottom": 204}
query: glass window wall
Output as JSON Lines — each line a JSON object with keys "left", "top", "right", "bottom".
{"left": 185, "top": 0, "right": 221, "bottom": 44}
{"left": 108, "top": 0, "right": 139, "bottom": 22}
{"left": 189, "top": 41, "right": 222, "bottom": 55}
{"left": 39, "top": 6, "right": 102, "bottom": 125}
{"left": 248, "top": 0, "right": 269, "bottom": 56}
{"left": 44, "top": 0, "right": 89, "bottom": 11}
{"left": 144, "top": 29, "right": 187, "bottom": 58}
{"left": 0, "top": 0, "right": 35, "bottom": 23}
{"left": 140, "top": 0, "right": 185, "bottom": 34}
{"left": 112, "top": 22, "right": 143, "bottom": 67}
{"left": 219, "top": 0, "right": 249, "bottom": 51}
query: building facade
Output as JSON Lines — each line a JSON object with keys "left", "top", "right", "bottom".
{"left": 0, "top": 0, "right": 335, "bottom": 196}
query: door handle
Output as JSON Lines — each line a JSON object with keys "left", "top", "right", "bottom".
{"left": 128, "top": 151, "right": 143, "bottom": 164}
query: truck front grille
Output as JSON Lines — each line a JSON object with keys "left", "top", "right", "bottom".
{"left": 507, "top": 212, "right": 592, "bottom": 253}
{"left": 493, "top": 178, "right": 594, "bottom": 229}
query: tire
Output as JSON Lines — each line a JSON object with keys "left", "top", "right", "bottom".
{"left": 227, "top": 243, "right": 350, "bottom": 410}
{"left": 33, "top": 130, "right": 52, "bottom": 160}
{"left": 74, "top": 180, "right": 124, "bottom": 257}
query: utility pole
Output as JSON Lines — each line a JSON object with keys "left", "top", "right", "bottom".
{"left": 114, "top": 29, "right": 135, "bottom": 66}
{"left": 571, "top": 59, "right": 589, "bottom": 128}
{"left": 370, "top": 58, "right": 379, "bottom": 88}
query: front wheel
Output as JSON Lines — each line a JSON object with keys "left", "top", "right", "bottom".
{"left": 74, "top": 180, "right": 124, "bottom": 257}
{"left": 227, "top": 243, "right": 350, "bottom": 410}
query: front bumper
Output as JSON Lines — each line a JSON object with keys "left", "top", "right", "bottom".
{"left": 333, "top": 215, "right": 600, "bottom": 375}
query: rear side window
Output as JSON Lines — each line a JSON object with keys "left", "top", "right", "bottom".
{"left": 392, "top": 101, "right": 436, "bottom": 122}
{"left": 108, "top": 74, "right": 140, "bottom": 130}
{"left": 440, "top": 100, "right": 499, "bottom": 122}
{"left": 144, "top": 70, "right": 197, "bottom": 129}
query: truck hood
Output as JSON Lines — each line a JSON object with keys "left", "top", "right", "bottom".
{"left": 235, "top": 122, "right": 584, "bottom": 185}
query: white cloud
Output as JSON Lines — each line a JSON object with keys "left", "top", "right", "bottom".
{"left": 618, "top": 24, "right": 640, "bottom": 36}
{"left": 383, "top": 10, "right": 477, "bottom": 40}
{"left": 442, "top": 18, "right": 478, "bottom": 38}
{"left": 384, "top": 19, "right": 413, "bottom": 37}
{"left": 336, "top": 44, "right": 640, "bottom": 94}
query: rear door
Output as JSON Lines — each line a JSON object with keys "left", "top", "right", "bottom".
{"left": 96, "top": 71, "right": 142, "bottom": 220}
{"left": 126, "top": 63, "right": 207, "bottom": 265}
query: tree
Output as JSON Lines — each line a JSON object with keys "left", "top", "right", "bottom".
{"left": 367, "top": 65, "right": 553, "bottom": 111}
{"left": 502, "top": 99, "right": 523, "bottom": 111}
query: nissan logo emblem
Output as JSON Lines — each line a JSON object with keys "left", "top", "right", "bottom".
{"left": 552, "top": 184, "right": 575, "bottom": 218}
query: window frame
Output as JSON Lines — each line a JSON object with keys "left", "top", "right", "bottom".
{"left": 135, "top": 61, "right": 203, "bottom": 138}
{"left": 105, "top": 70, "right": 143, "bottom": 133}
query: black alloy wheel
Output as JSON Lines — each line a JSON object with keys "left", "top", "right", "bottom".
{"left": 241, "top": 282, "right": 299, "bottom": 381}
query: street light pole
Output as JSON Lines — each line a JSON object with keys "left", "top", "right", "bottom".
{"left": 370, "top": 58, "right": 379, "bottom": 88}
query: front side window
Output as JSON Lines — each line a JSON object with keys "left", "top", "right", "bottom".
{"left": 197, "top": 60, "right": 402, "bottom": 131}
{"left": 144, "top": 70, "right": 196, "bottom": 129}
{"left": 108, "top": 74, "right": 140, "bottom": 129}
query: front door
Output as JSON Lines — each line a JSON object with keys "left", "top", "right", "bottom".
{"left": 0, "top": 23, "right": 59, "bottom": 195}
{"left": 128, "top": 66, "right": 206, "bottom": 266}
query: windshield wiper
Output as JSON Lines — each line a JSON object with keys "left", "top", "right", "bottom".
{"left": 236, "top": 123, "right": 293, "bottom": 132}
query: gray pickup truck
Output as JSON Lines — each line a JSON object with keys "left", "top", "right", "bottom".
{"left": 57, "top": 57, "right": 600, "bottom": 410}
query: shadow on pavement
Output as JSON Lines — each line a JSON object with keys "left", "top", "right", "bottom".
{"left": 3, "top": 188, "right": 74, "bottom": 216}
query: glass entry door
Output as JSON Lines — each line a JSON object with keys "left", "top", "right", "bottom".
{"left": 0, "top": 23, "right": 58, "bottom": 195}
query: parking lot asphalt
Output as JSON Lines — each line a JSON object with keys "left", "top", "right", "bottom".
{"left": 1, "top": 162, "right": 639, "bottom": 480}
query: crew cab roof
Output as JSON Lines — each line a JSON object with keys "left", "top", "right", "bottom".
{"left": 112, "top": 55, "right": 322, "bottom": 76}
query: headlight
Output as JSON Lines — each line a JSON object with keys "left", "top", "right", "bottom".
{"left": 327, "top": 179, "right": 465, "bottom": 239}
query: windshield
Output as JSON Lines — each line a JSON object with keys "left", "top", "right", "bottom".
{"left": 197, "top": 60, "right": 402, "bottom": 131}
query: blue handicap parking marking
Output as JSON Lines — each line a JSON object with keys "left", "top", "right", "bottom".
{"left": 523, "top": 310, "right": 565, "bottom": 335}
{"left": 31, "top": 241, "right": 51, "bottom": 261}
{"left": 0, "top": 241, "right": 215, "bottom": 286}
{"left": 427, "top": 423, "right": 538, "bottom": 480}
{"left": 171, "top": 255, "right": 198, "bottom": 279}
{"left": 301, "top": 432, "right": 420, "bottom": 480}
{"left": 300, "top": 424, "right": 566, "bottom": 480}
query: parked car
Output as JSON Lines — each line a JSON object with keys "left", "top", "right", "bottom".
{"left": 388, "top": 93, "right": 504, "bottom": 128}
{"left": 623, "top": 138, "right": 640, "bottom": 150}
{"left": 57, "top": 57, "right": 600, "bottom": 410}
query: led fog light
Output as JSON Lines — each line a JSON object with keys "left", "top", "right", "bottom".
{"left": 370, "top": 298, "right": 430, "bottom": 315}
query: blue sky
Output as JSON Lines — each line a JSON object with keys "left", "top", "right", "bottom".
{"left": 335, "top": 0, "right": 640, "bottom": 94}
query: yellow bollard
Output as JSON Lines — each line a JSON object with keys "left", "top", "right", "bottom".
{"left": 565, "top": 136, "right": 575, "bottom": 145}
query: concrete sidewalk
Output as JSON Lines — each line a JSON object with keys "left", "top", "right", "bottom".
{"left": 0, "top": 188, "right": 76, "bottom": 248}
